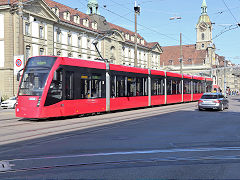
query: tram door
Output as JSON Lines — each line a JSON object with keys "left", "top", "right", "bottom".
{"left": 62, "top": 71, "right": 74, "bottom": 115}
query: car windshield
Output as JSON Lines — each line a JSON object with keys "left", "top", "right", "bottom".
{"left": 18, "top": 56, "right": 57, "bottom": 96}
{"left": 9, "top": 97, "right": 16, "bottom": 100}
{"left": 201, "top": 95, "right": 218, "bottom": 99}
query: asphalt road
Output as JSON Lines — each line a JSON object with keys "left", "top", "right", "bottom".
{"left": 1, "top": 96, "right": 240, "bottom": 179}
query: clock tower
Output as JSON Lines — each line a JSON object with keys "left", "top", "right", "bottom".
{"left": 196, "top": 0, "right": 213, "bottom": 50}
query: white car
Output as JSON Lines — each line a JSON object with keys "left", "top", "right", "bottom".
{"left": 0, "top": 97, "right": 17, "bottom": 109}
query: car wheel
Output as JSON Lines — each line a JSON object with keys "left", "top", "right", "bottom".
{"left": 198, "top": 107, "right": 203, "bottom": 111}
{"left": 219, "top": 104, "right": 224, "bottom": 111}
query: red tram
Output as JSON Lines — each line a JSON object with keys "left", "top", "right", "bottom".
{"left": 16, "top": 56, "right": 213, "bottom": 119}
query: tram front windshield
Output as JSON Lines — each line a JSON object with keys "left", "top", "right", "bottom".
{"left": 18, "top": 56, "right": 57, "bottom": 96}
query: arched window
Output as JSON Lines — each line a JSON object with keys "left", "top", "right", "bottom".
{"left": 39, "top": 48, "right": 44, "bottom": 55}
{"left": 110, "top": 46, "right": 115, "bottom": 59}
{"left": 57, "top": 50, "right": 61, "bottom": 56}
{"left": 201, "top": 33, "right": 205, "bottom": 40}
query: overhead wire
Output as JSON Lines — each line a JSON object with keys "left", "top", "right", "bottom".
{"left": 81, "top": 0, "right": 190, "bottom": 44}
{"left": 222, "top": 0, "right": 239, "bottom": 24}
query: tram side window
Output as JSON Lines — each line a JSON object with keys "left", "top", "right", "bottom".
{"left": 172, "top": 80, "right": 181, "bottom": 94}
{"left": 183, "top": 80, "right": 191, "bottom": 94}
{"left": 206, "top": 82, "right": 212, "bottom": 92}
{"left": 167, "top": 80, "right": 172, "bottom": 95}
{"left": 111, "top": 76, "right": 116, "bottom": 98}
{"left": 197, "top": 82, "right": 202, "bottom": 93}
{"left": 65, "top": 71, "right": 74, "bottom": 100}
{"left": 45, "top": 69, "right": 63, "bottom": 106}
{"left": 167, "top": 79, "right": 181, "bottom": 95}
{"left": 127, "top": 77, "right": 136, "bottom": 97}
{"left": 193, "top": 82, "right": 198, "bottom": 93}
{"left": 202, "top": 82, "right": 206, "bottom": 93}
{"left": 116, "top": 76, "right": 126, "bottom": 97}
{"left": 152, "top": 78, "right": 164, "bottom": 95}
{"left": 91, "top": 74, "right": 103, "bottom": 98}
{"left": 143, "top": 78, "right": 148, "bottom": 96}
{"left": 136, "top": 77, "right": 147, "bottom": 96}
{"left": 80, "top": 73, "right": 104, "bottom": 99}
{"left": 81, "top": 76, "right": 90, "bottom": 99}
{"left": 111, "top": 75, "right": 147, "bottom": 98}
{"left": 172, "top": 80, "right": 177, "bottom": 94}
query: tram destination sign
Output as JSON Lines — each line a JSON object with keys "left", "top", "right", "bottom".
{"left": 27, "top": 57, "right": 57, "bottom": 68}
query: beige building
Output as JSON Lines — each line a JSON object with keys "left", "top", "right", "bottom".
{"left": 214, "top": 55, "right": 240, "bottom": 93}
{"left": 0, "top": 0, "right": 162, "bottom": 98}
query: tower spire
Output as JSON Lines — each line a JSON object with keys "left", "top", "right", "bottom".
{"left": 201, "top": 0, "right": 207, "bottom": 14}
{"left": 87, "top": 0, "right": 100, "bottom": 15}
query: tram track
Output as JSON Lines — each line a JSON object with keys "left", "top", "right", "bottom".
{"left": 2, "top": 146, "right": 240, "bottom": 174}
{"left": 0, "top": 102, "right": 195, "bottom": 146}
{"left": 2, "top": 156, "right": 240, "bottom": 174}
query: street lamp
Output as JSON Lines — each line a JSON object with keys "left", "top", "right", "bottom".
{"left": 170, "top": 16, "right": 183, "bottom": 75}
{"left": 134, "top": 0, "right": 140, "bottom": 67}
{"left": 224, "top": 60, "right": 226, "bottom": 94}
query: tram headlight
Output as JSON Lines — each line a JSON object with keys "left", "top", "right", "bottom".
{"left": 37, "top": 97, "right": 41, "bottom": 107}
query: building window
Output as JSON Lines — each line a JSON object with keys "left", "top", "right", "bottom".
{"left": 64, "top": 12, "right": 70, "bottom": 21}
{"left": 57, "top": 50, "right": 61, "bottom": 56}
{"left": 169, "top": 60, "right": 173, "bottom": 65}
{"left": 39, "top": 48, "right": 44, "bottom": 55}
{"left": 125, "top": 34, "right": 129, "bottom": 40}
{"left": 25, "top": 23, "right": 30, "bottom": 35}
{"left": 92, "top": 22, "right": 97, "bottom": 30}
{"left": 26, "top": 45, "right": 31, "bottom": 60}
{"left": 87, "top": 39, "right": 91, "bottom": 49}
{"left": 83, "top": 19, "right": 89, "bottom": 27}
{"left": 68, "top": 34, "right": 72, "bottom": 45}
{"left": 52, "top": 7, "right": 59, "bottom": 16}
{"left": 78, "top": 36, "right": 81, "bottom": 48}
{"left": 39, "top": 26, "right": 44, "bottom": 39}
{"left": 188, "top": 58, "right": 192, "bottom": 63}
{"left": 110, "top": 46, "right": 115, "bottom": 59}
{"left": 137, "top": 38, "right": 140, "bottom": 43}
{"left": 201, "top": 33, "right": 205, "bottom": 40}
{"left": 56, "top": 30, "right": 61, "bottom": 43}
{"left": 131, "top": 36, "right": 134, "bottom": 42}
{"left": 74, "top": 15, "right": 80, "bottom": 24}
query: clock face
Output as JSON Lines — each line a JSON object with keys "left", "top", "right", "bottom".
{"left": 199, "top": 22, "right": 208, "bottom": 32}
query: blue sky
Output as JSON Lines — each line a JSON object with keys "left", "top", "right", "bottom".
{"left": 56, "top": 0, "right": 240, "bottom": 64}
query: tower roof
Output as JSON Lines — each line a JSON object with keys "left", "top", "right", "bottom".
{"left": 201, "top": 0, "right": 207, "bottom": 8}
{"left": 197, "top": 0, "right": 211, "bottom": 25}
{"left": 88, "top": 0, "right": 98, "bottom": 5}
{"left": 201, "top": 0, "right": 207, "bottom": 15}
{"left": 87, "top": 0, "right": 99, "bottom": 15}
